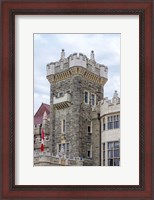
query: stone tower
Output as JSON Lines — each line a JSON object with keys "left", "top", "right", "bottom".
{"left": 46, "top": 50, "right": 108, "bottom": 166}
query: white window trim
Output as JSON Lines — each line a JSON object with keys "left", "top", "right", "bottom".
{"left": 91, "top": 121, "right": 92, "bottom": 134}
{"left": 61, "top": 119, "right": 66, "bottom": 133}
{"left": 90, "top": 145, "right": 92, "bottom": 158}
{"left": 91, "top": 93, "right": 96, "bottom": 106}
{"left": 84, "top": 90, "right": 89, "bottom": 104}
{"left": 58, "top": 142, "right": 70, "bottom": 154}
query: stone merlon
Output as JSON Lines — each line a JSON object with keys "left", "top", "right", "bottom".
{"left": 46, "top": 50, "right": 108, "bottom": 79}
{"left": 100, "top": 91, "right": 120, "bottom": 117}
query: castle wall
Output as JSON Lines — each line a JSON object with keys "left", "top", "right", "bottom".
{"left": 50, "top": 75, "right": 102, "bottom": 163}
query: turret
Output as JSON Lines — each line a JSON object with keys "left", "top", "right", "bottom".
{"left": 60, "top": 49, "right": 65, "bottom": 60}
{"left": 90, "top": 50, "right": 95, "bottom": 61}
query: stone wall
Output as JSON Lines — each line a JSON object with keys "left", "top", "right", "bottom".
{"left": 34, "top": 154, "right": 84, "bottom": 166}
{"left": 50, "top": 74, "right": 103, "bottom": 165}
{"left": 46, "top": 50, "right": 108, "bottom": 79}
{"left": 46, "top": 50, "right": 109, "bottom": 166}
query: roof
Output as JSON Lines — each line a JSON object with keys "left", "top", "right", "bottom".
{"left": 34, "top": 103, "right": 50, "bottom": 125}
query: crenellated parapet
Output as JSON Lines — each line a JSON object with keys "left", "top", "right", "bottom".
{"left": 46, "top": 50, "right": 108, "bottom": 84}
{"left": 100, "top": 91, "right": 120, "bottom": 117}
{"left": 34, "top": 152, "right": 93, "bottom": 166}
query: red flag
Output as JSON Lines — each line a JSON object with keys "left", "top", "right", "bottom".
{"left": 40, "top": 143, "right": 44, "bottom": 152}
{"left": 40, "top": 128, "right": 45, "bottom": 152}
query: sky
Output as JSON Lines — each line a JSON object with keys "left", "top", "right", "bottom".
{"left": 34, "top": 34, "right": 120, "bottom": 114}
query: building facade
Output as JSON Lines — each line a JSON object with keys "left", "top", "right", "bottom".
{"left": 100, "top": 91, "right": 120, "bottom": 166}
{"left": 34, "top": 50, "right": 120, "bottom": 166}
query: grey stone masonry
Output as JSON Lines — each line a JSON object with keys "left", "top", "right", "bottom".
{"left": 47, "top": 50, "right": 108, "bottom": 79}
{"left": 46, "top": 50, "right": 108, "bottom": 166}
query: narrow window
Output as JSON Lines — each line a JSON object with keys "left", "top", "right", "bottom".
{"left": 84, "top": 91, "right": 89, "bottom": 104}
{"left": 66, "top": 143, "right": 69, "bottom": 152}
{"left": 59, "top": 144, "right": 61, "bottom": 152}
{"left": 61, "top": 119, "right": 66, "bottom": 133}
{"left": 88, "top": 126, "right": 91, "bottom": 133}
{"left": 103, "top": 118, "right": 105, "bottom": 131}
{"left": 62, "top": 143, "right": 65, "bottom": 152}
{"left": 91, "top": 94, "right": 96, "bottom": 106}
{"left": 114, "top": 114, "right": 120, "bottom": 129}
{"left": 103, "top": 143, "right": 105, "bottom": 166}
{"left": 107, "top": 116, "right": 113, "bottom": 130}
{"left": 87, "top": 151, "right": 90, "bottom": 158}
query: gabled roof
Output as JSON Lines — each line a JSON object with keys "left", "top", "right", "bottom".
{"left": 34, "top": 103, "right": 50, "bottom": 125}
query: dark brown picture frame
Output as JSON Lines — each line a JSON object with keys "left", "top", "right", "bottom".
{"left": 1, "top": 0, "right": 153, "bottom": 199}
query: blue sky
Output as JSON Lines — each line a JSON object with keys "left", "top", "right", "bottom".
{"left": 34, "top": 34, "right": 120, "bottom": 114}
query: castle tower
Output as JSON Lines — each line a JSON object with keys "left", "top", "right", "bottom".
{"left": 46, "top": 50, "right": 108, "bottom": 166}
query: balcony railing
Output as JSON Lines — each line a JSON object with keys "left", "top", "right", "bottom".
{"left": 34, "top": 151, "right": 51, "bottom": 157}
{"left": 53, "top": 93, "right": 71, "bottom": 109}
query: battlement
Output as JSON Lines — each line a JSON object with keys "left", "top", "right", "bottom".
{"left": 34, "top": 152, "right": 86, "bottom": 166}
{"left": 100, "top": 91, "right": 120, "bottom": 117}
{"left": 46, "top": 50, "right": 108, "bottom": 79}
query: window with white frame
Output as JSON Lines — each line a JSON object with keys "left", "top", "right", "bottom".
{"left": 87, "top": 121, "right": 92, "bottom": 135}
{"left": 103, "top": 117, "right": 105, "bottom": 131}
{"left": 107, "top": 141, "right": 120, "bottom": 166}
{"left": 88, "top": 126, "right": 91, "bottom": 134}
{"left": 58, "top": 144, "right": 61, "bottom": 152}
{"left": 107, "top": 114, "right": 120, "bottom": 130}
{"left": 91, "top": 93, "right": 96, "bottom": 106}
{"left": 87, "top": 145, "right": 92, "bottom": 158}
{"left": 61, "top": 119, "right": 66, "bottom": 133}
{"left": 58, "top": 143, "right": 70, "bottom": 154}
{"left": 66, "top": 143, "right": 69, "bottom": 153}
{"left": 114, "top": 115, "right": 120, "bottom": 128}
{"left": 84, "top": 91, "right": 89, "bottom": 104}
{"left": 107, "top": 116, "right": 113, "bottom": 130}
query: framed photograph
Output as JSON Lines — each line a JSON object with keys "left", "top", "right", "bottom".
{"left": 1, "top": 0, "right": 153, "bottom": 199}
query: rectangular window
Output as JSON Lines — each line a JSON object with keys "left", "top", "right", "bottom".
{"left": 87, "top": 150, "right": 90, "bottom": 158}
{"left": 88, "top": 126, "right": 91, "bottom": 133}
{"left": 114, "top": 114, "right": 120, "bottom": 129}
{"left": 62, "top": 143, "right": 65, "bottom": 152}
{"left": 84, "top": 91, "right": 89, "bottom": 104}
{"left": 103, "top": 118, "right": 105, "bottom": 131}
{"left": 66, "top": 143, "right": 69, "bottom": 152}
{"left": 103, "top": 143, "right": 105, "bottom": 166}
{"left": 59, "top": 144, "right": 61, "bottom": 152}
{"left": 107, "top": 115, "right": 120, "bottom": 130}
{"left": 61, "top": 119, "right": 66, "bottom": 133}
{"left": 59, "top": 143, "right": 70, "bottom": 154}
{"left": 91, "top": 94, "right": 96, "bottom": 106}
{"left": 107, "top": 141, "right": 120, "bottom": 166}
{"left": 107, "top": 116, "right": 113, "bottom": 130}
